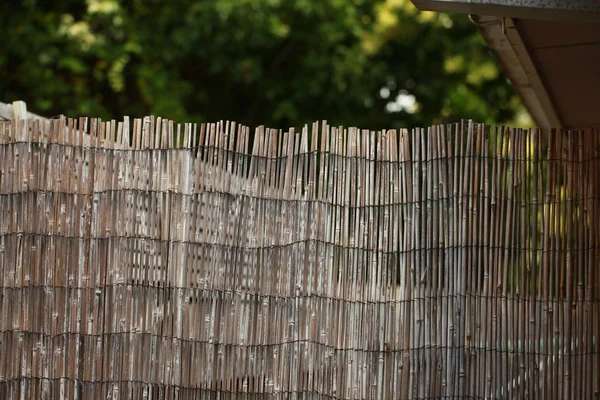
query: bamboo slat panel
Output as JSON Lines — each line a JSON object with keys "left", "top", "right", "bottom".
{"left": 0, "top": 117, "right": 598, "bottom": 399}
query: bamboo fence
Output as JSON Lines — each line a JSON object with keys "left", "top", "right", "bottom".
{"left": 0, "top": 116, "right": 598, "bottom": 399}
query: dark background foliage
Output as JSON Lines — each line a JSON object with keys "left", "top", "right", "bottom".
{"left": 0, "top": 0, "right": 530, "bottom": 129}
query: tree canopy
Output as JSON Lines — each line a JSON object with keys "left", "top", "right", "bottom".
{"left": 1, "top": 0, "right": 530, "bottom": 129}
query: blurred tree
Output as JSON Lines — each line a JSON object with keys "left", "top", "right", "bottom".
{"left": 0, "top": 0, "right": 530, "bottom": 129}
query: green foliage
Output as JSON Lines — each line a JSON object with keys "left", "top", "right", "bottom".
{"left": 0, "top": 0, "right": 528, "bottom": 128}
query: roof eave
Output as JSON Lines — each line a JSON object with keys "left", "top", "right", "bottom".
{"left": 411, "top": 0, "right": 600, "bottom": 23}
{"left": 469, "top": 15, "right": 563, "bottom": 128}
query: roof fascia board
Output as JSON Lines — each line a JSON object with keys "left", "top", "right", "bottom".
{"left": 470, "top": 15, "right": 562, "bottom": 128}
{"left": 411, "top": 0, "right": 600, "bottom": 23}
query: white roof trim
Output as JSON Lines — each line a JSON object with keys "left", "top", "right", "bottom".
{"left": 470, "top": 15, "right": 563, "bottom": 128}
{"left": 412, "top": 0, "right": 600, "bottom": 22}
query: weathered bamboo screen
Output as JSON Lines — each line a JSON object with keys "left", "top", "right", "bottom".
{"left": 0, "top": 117, "right": 599, "bottom": 399}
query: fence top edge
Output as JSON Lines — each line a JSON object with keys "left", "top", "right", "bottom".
{"left": 1, "top": 116, "right": 598, "bottom": 152}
